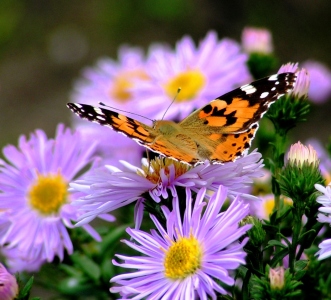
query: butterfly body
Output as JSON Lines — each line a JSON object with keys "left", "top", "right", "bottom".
{"left": 67, "top": 72, "right": 296, "bottom": 165}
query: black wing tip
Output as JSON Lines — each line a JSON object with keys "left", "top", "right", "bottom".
{"left": 66, "top": 102, "right": 75, "bottom": 109}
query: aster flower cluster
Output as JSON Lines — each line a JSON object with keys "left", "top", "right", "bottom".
{"left": 1, "top": 27, "right": 331, "bottom": 300}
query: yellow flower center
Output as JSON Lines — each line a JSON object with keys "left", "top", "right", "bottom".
{"left": 263, "top": 196, "right": 293, "bottom": 218}
{"left": 28, "top": 173, "right": 68, "bottom": 215}
{"left": 164, "top": 70, "right": 206, "bottom": 102}
{"left": 110, "top": 70, "right": 149, "bottom": 103}
{"left": 139, "top": 157, "right": 190, "bottom": 184}
{"left": 163, "top": 234, "right": 202, "bottom": 280}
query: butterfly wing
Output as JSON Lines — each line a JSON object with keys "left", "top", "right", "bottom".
{"left": 67, "top": 103, "right": 196, "bottom": 162}
{"left": 67, "top": 72, "right": 297, "bottom": 165}
{"left": 67, "top": 103, "right": 156, "bottom": 144}
{"left": 181, "top": 72, "right": 296, "bottom": 132}
{"left": 178, "top": 72, "right": 297, "bottom": 163}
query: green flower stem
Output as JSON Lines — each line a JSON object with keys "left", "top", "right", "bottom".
{"left": 271, "top": 131, "right": 287, "bottom": 213}
{"left": 289, "top": 210, "right": 302, "bottom": 272}
{"left": 296, "top": 218, "right": 323, "bottom": 260}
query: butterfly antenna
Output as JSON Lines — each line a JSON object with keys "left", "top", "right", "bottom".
{"left": 98, "top": 102, "right": 154, "bottom": 122}
{"left": 161, "top": 88, "right": 181, "bottom": 120}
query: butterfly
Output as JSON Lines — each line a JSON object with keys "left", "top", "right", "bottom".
{"left": 67, "top": 72, "right": 296, "bottom": 165}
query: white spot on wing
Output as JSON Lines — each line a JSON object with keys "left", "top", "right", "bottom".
{"left": 271, "top": 87, "right": 276, "bottom": 91}
{"left": 260, "top": 92, "right": 269, "bottom": 99}
{"left": 94, "top": 107, "right": 103, "bottom": 114}
{"left": 240, "top": 84, "right": 257, "bottom": 94}
{"left": 268, "top": 74, "right": 279, "bottom": 81}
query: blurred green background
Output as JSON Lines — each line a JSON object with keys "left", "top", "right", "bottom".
{"left": 1, "top": 0, "right": 331, "bottom": 149}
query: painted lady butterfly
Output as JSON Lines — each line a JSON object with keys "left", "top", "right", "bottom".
{"left": 67, "top": 73, "right": 296, "bottom": 165}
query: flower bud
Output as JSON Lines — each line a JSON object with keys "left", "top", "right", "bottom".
{"left": 0, "top": 263, "right": 18, "bottom": 300}
{"left": 242, "top": 27, "right": 273, "bottom": 54}
{"left": 286, "top": 141, "right": 318, "bottom": 168}
{"left": 279, "top": 142, "right": 323, "bottom": 209}
{"left": 269, "top": 266, "right": 285, "bottom": 290}
{"left": 278, "top": 63, "right": 310, "bottom": 99}
{"left": 242, "top": 27, "right": 277, "bottom": 78}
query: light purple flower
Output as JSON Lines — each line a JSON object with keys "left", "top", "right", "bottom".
{"left": 110, "top": 186, "right": 252, "bottom": 299}
{"left": 134, "top": 31, "right": 252, "bottom": 120}
{"left": 1, "top": 247, "right": 44, "bottom": 273}
{"left": 0, "top": 124, "right": 114, "bottom": 271}
{"left": 278, "top": 63, "right": 310, "bottom": 98}
{"left": 70, "top": 46, "right": 154, "bottom": 167}
{"left": 315, "top": 183, "right": 331, "bottom": 259}
{"left": 0, "top": 263, "right": 18, "bottom": 300}
{"left": 315, "top": 239, "right": 331, "bottom": 260}
{"left": 306, "top": 139, "right": 331, "bottom": 181}
{"left": 70, "top": 150, "right": 263, "bottom": 227}
{"left": 241, "top": 27, "right": 273, "bottom": 54}
{"left": 302, "top": 60, "right": 331, "bottom": 104}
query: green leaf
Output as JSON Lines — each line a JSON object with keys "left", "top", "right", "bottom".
{"left": 59, "top": 264, "right": 82, "bottom": 277}
{"left": 276, "top": 233, "right": 291, "bottom": 247}
{"left": 270, "top": 248, "right": 289, "bottom": 267}
{"left": 100, "top": 224, "right": 128, "bottom": 254}
{"left": 275, "top": 206, "right": 292, "bottom": 222}
{"left": 265, "top": 239, "right": 287, "bottom": 249}
{"left": 294, "top": 260, "right": 308, "bottom": 280}
{"left": 57, "top": 277, "right": 93, "bottom": 295}
{"left": 71, "top": 253, "right": 101, "bottom": 281}
{"left": 297, "top": 229, "right": 316, "bottom": 245}
{"left": 18, "top": 276, "right": 34, "bottom": 299}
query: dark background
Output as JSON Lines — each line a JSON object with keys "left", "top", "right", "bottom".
{"left": 0, "top": 0, "right": 330, "bottom": 151}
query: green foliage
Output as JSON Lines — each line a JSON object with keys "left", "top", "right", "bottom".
{"left": 248, "top": 52, "right": 279, "bottom": 79}
{"left": 249, "top": 265, "right": 303, "bottom": 300}
{"left": 16, "top": 275, "right": 36, "bottom": 300}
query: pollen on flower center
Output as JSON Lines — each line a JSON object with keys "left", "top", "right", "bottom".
{"left": 110, "top": 70, "right": 149, "bottom": 103}
{"left": 28, "top": 173, "right": 68, "bottom": 215}
{"left": 139, "top": 157, "right": 190, "bottom": 184}
{"left": 164, "top": 234, "right": 202, "bottom": 280}
{"left": 164, "top": 70, "right": 206, "bottom": 102}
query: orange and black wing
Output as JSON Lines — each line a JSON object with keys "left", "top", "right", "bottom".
{"left": 67, "top": 103, "right": 156, "bottom": 144}
{"left": 182, "top": 72, "right": 297, "bottom": 133}
{"left": 179, "top": 72, "right": 297, "bottom": 163}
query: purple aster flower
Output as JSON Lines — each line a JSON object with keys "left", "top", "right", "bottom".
{"left": 315, "top": 239, "right": 331, "bottom": 260}
{"left": 70, "top": 46, "right": 155, "bottom": 167}
{"left": 241, "top": 27, "right": 273, "bottom": 54}
{"left": 72, "top": 46, "right": 150, "bottom": 107}
{"left": 302, "top": 60, "right": 331, "bottom": 104}
{"left": 134, "top": 31, "right": 252, "bottom": 120}
{"left": 0, "top": 124, "right": 114, "bottom": 271}
{"left": 315, "top": 183, "right": 331, "bottom": 259}
{"left": 278, "top": 63, "right": 310, "bottom": 98}
{"left": 70, "top": 150, "right": 263, "bottom": 227}
{"left": 306, "top": 138, "right": 331, "bottom": 182}
{"left": 1, "top": 247, "right": 44, "bottom": 273}
{"left": 0, "top": 263, "right": 18, "bottom": 300}
{"left": 110, "top": 186, "right": 252, "bottom": 299}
